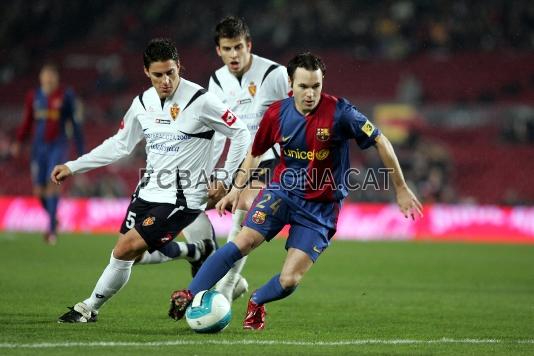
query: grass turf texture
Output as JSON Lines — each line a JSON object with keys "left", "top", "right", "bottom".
{"left": 0, "top": 232, "right": 533, "bottom": 355}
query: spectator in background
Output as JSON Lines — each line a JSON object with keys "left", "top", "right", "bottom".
{"left": 397, "top": 72, "right": 423, "bottom": 105}
{"left": 11, "top": 63, "right": 84, "bottom": 244}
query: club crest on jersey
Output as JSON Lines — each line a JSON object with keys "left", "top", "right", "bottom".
{"left": 221, "top": 109, "right": 237, "bottom": 126}
{"left": 252, "top": 211, "right": 266, "bottom": 225}
{"left": 170, "top": 103, "right": 180, "bottom": 120}
{"left": 142, "top": 216, "right": 155, "bottom": 226}
{"left": 316, "top": 127, "right": 330, "bottom": 141}
{"left": 248, "top": 81, "right": 257, "bottom": 97}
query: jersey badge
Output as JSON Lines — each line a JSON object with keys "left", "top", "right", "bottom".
{"left": 248, "top": 81, "right": 257, "bottom": 97}
{"left": 142, "top": 216, "right": 155, "bottom": 226}
{"left": 221, "top": 109, "right": 237, "bottom": 126}
{"left": 155, "top": 118, "right": 171, "bottom": 125}
{"left": 316, "top": 127, "right": 330, "bottom": 141}
{"left": 52, "top": 97, "right": 63, "bottom": 109}
{"left": 361, "top": 120, "right": 375, "bottom": 137}
{"left": 251, "top": 211, "right": 267, "bottom": 225}
{"left": 170, "top": 103, "right": 180, "bottom": 120}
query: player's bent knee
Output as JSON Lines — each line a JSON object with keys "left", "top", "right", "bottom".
{"left": 279, "top": 272, "right": 301, "bottom": 289}
{"left": 113, "top": 231, "right": 148, "bottom": 261}
{"left": 233, "top": 227, "right": 264, "bottom": 255}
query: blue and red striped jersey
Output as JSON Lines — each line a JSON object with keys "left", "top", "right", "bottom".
{"left": 252, "top": 93, "right": 380, "bottom": 202}
{"left": 17, "top": 86, "right": 84, "bottom": 154}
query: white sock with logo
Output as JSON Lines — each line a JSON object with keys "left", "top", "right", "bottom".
{"left": 83, "top": 251, "right": 135, "bottom": 312}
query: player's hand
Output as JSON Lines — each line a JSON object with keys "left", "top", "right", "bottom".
{"left": 207, "top": 180, "right": 227, "bottom": 202}
{"left": 51, "top": 164, "right": 73, "bottom": 185}
{"left": 396, "top": 185, "right": 423, "bottom": 220}
{"left": 215, "top": 188, "right": 242, "bottom": 216}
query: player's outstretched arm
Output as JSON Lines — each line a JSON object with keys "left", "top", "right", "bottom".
{"left": 50, "top": 164, "right": 73, "bottom": 185}
{"left": 374, "top": 134, "right": 423, "bottom": 220}
{"left": 216, "top": 149, "right": 262, "bottom": 216}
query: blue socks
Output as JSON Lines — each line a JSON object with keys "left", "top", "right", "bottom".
{"left": 251, "top": 273, "right": 297, "bottom": 305}
{"left": 45, "top": 195, "right": 59, "bottom": 233}
{"left": 189, "top": 242, "right": 242, "bottom": 295}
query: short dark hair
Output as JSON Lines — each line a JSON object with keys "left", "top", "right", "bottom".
{"left": 287, "top": 52, "right": 326, "bottom": 81}
{"left": 214, "top": 16, "right": 251, "bottom": 46}
{"left": 143, "top": 38, "right": 179, "bottom": 69}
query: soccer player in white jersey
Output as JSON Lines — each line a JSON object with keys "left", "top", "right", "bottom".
{"left": 52, "top": 38, "right": 249, "bottom": 323}
{"left": 180, "top": 16, "right": 290, "bottom": 303}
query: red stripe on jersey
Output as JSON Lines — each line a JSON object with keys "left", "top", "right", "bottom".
{"left": 17, "top": 90, "right": 36, "bottom": 142}
{"left": 254, "top": 101, "right": 285, "bottom": 184}
{"left": 303, "top": 94, "right": 338, "bottom": 201}
{"left": 251, "top": 100, "right": 282, "bottom": 157}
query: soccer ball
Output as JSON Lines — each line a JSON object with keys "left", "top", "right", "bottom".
{"left": 185, "top": 290, "right": 232, "bottom": 333}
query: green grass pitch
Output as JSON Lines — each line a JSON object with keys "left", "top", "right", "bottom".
{"left": 0, "top": 232, "right": 533, "bottom": 355}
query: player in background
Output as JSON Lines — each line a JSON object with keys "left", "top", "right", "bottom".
{"left": 52, "top": 38, "right": 249, "bottom": 323}
{"left": 168, "top": 52, "right": 423, "bottom": 329}
{"left": 138, "top": 16, "right": 290, "bottom": 303}
{"left": 11, "top": 63, "right": 84, "bottom": 245}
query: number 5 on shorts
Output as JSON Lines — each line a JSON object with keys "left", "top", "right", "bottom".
{"left": 125, "top": 211, "right": 137, "bottom": 229}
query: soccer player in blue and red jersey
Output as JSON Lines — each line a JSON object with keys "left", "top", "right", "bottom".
{"left": 168, "top": 52, "right": 423, "bottom": 329}
{"left": 12, "top": 63, "right": 84, "bottom": 244}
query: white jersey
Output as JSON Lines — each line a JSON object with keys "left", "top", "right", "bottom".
{"left": 208, "top": 54, "right": 289, "bottom": 170}
{"left": 65, "top": 79, "right": 250, "bottom": 210}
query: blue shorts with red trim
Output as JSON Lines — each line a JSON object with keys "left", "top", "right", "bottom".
{"left": 243, "top": 187, "right": 340, "bottom": 262}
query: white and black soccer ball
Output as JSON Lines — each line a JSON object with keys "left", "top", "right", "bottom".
{"left": 185, "top": 290, "right": 232, "bottom": 333}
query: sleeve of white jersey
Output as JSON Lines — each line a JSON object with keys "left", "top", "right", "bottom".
{"left": 198, "top": 92, "right": 250, "bottom": 187}
{"left": 254, "top": 65, "right": 289, "bottom": 116}
{"left": 207, "top": 75, "right": 229, "bottom": 171}
{"left": 65, "top": 98, "right": 144, "bottom": 174}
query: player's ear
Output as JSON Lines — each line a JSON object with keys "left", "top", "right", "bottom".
{"left": 215, "top": 46, "right": 222, "bottom": 57}
{"left": 247, "top": 40, "right": 252, "bottom": 52}
{"left": 288, "top": 77, "right": 293, "bottom": 89}
{"left": 143, "top": 67, "right": 150, "bottom": 78}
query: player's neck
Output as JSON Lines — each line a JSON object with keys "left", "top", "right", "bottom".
{"left": 235, "top": 54, "right": 253, "bottom": 80}
{"left": 41, "top": 84, "right": 58, "bottom": 95}
{"left": 158, "top": 77, "right": 181, "bottom": 100}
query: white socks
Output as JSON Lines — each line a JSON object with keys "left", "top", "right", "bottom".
{"left": 137, "top": 250, "right": 173, "bottom": 264}
{"left": 216, "top": 209, "right": 248, "bottom": 302}
{"left": 136, "top": 241, "right": 200, "bottom": 265}
{"left": 136, "top": 212, "right": 215, "bottom": 265}
{"left": 83, "top": 251, "right": 134, "bottom": 312}
{"left": 182, "top": 211, "right": 214, "bottom": 243}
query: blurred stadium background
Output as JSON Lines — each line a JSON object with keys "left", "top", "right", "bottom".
{"left": 1, "top": 0, "right": 534, "bottom": 242}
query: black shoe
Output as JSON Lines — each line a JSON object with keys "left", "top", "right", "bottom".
{"left": 189, "top": 239, "right": 215, "bottom": 277}
{"left": 58, "top": 303, "right": 97, "bottom": 323}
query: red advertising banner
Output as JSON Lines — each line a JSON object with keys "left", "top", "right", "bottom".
{"left": 0, "top": 197, "right": 533, "bottom": 243}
